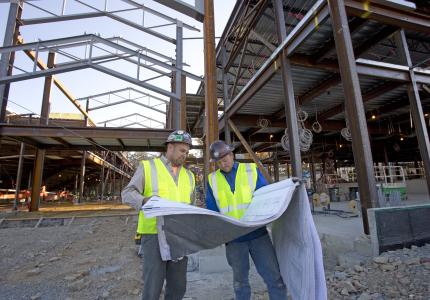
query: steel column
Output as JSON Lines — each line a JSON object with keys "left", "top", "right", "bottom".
{"left": 100, "top": 153, "right": 105, "bottom": 201}
{"left": 310, "top": 152, "right": 317, "bottom": 192}
{"left": 222, "top": 46, "right": 231, "bottom": 144}
{"left": 13, "top": 142, "right": 25, "bottom": 210}
{"left": 29, "top": 51, "right": 55, "bottom": 211}
{"left": 30, "top": 149, "right": 44, "bottom": 211}
{"left": 78, "top": 152, "right": 86, "bottom": 203}
{"left": 112, "top": 156, "right": 116, "bottom": 200}
{"left": 119, "top": 172, "right": 124, "bottom": 201}
{"left": 273, "top": 153, "right": 280, "bottom": 182}
{"left": 40, "top": 52, "right": 56, "bottom": 125}
{"left": 180, "top": 74, "right": 187, "bottom": 130}
{"left": 0, "top": 1, "right": 22, "bottom": 122}
{"left": 395, "top": 29, "right": 430, "bottom": 196}
{"left": 328, "top": 0, "right": 378, "bottom": 234}
{"left": 203, "top": 0, "right": 219, "bottom": 173}
{"left": 174, "top": 21, "right": 183, "bottom": 130}
{"left": 74, "top": 173, "right": 78, "bottom": 197}
{"left": 273, "top": 0, "right": 302, "bottom": 177}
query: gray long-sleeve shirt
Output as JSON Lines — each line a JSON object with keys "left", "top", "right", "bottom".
{"left": 121, "top": 155, "right": 195, "bottom": 211}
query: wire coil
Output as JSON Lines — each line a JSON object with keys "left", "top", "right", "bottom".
{"left": 341, "top": 127, "right": 352, "bottom": 141}
{"left": 256, "top": 118, "right": 270, "bottom": 129}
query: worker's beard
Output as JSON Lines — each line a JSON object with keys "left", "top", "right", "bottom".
{"left": 171, "top": 156, "right": 185, "bottom": 167}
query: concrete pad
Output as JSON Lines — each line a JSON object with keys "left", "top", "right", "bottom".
{"left": 199, "top": 255, "right": 230, "bottom": 274}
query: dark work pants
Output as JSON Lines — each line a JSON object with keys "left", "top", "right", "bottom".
{"left": 141, "top": 234, "right": 188, "bottom": 300}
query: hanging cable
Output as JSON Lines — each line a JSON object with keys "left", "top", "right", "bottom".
{"left": 312, "top": 105, "right": 322, "bottom": 133}
{"left": 281, "top": 109, "right": 313, "bottom": 152}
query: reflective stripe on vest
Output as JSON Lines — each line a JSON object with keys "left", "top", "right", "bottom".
{"left": 208, "top": 163, "right": 257, "bottom": 219}
{"left": 137, "top": 158, "right": 194, "bottom": 234}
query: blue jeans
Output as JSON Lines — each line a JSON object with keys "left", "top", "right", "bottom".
{"left": 225, "top": 233, "right": 287, "bottom": 300}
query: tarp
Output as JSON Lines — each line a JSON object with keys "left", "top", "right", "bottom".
{"left": 143, "top": 179, "right": 327, "bottom": 300}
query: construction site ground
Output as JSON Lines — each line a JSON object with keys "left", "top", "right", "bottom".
{"left": 1, "top": 195, "right": 429, "bottom": 300}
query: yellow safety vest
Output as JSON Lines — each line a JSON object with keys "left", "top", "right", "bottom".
{"left": 137, "top": 158, "right": 195, "bottom": 234}
{"left": 208, "top": 163, "right": 257, "bottom": 219}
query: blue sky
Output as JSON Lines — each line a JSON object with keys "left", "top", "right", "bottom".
{"left": 0, "top": 0, "right": 235, "bottom": 128}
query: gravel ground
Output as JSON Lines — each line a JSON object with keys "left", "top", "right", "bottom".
{"left": 1, "top": 214, "right": 429, "bottom": 299}
{"left": 0, "top": 215, "right": 269, "bottom": 300}
{"left": 326, "top": 244, "right": 430, "bottom": 300}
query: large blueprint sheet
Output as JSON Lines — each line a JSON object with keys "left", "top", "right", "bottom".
{"left": 142, "top": 179, "right": 327, "bottom": 300}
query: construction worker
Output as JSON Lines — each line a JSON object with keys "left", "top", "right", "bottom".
{"left": 206, "top": 140, "right": 287, "bottom": 300}
{"left": 122, "top": 130, "right": 195, "bottom": 300}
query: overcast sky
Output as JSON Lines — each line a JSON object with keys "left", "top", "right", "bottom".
{"left": 0, "top": 0, "right": 235, "bottom": 128}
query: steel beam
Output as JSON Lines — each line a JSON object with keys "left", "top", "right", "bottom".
{"left": 1, "top": 34, "right": 203, "bottom": 81}
{"left": 345, "top": 0, "right": 430, "bottom": 33}
{"left": 0, "top": 124, "right": 171, "bottom": 140}
{"left": 219, "top": 0, "right": 328, "bottom": 130}
{"left": 328, "top": 0, "right": 378, "bottom": 234}
{"left": 222, "top": 46, "right": 232, "bottom": 144}
{"left": 121, "top": 122, "right": 150, "bottom": 128}
{"left": 250, "top": 30, "right": 276, "bottom": 52}
{"left": 89, "top": 98, "right": 166, "bottom": 115}
{"left": 23, "top": 5, "right": 174, "bottom": 43}
{"left": 98, "top": 113, "right": 164, "bottom": 127}
{"left": 79, "top": 87, "right": 169, "bottom": 104}
{"left": 21, "top": 45, "right": 96, "bottom": 126}
{"left": 395, "top": 29, "right": 430, "bottom": 197}
{"left": 87, "top": 152, "right": 130, "bottom": 178}
{"left": 153, "top": 0, "right": 204, "bottom": 22}
{"left": 317, "top": 81, "right": 404, "bottom": 122}
{"left": 203, "top": 0, "right": 219, "bottom": 173}
{"left": 228, "top": 120, "right": 272, "bottom": 183}
{"left": 120, "top": 0, "right": 200, "bottom": 31}
{"left": 40, "top": 52, "right": 56, "bottom": 125}
{"left": 273, "top": 0, "right": 301, "bottom": 177}
{"left": 0, "top": 1, "right": 21, "bottom": 122}
{"left": 230, "top": 38, "right": 249, "bottom": 100}
{"left": 225, "top": 0, "right": 268, "bottom": 72}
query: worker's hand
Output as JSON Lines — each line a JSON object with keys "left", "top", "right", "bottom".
{"left": 142, "top": 196, "right": 153, "bottom": 205}
{"left": 291, "top": 177, "right": 302, "bottom": 183}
